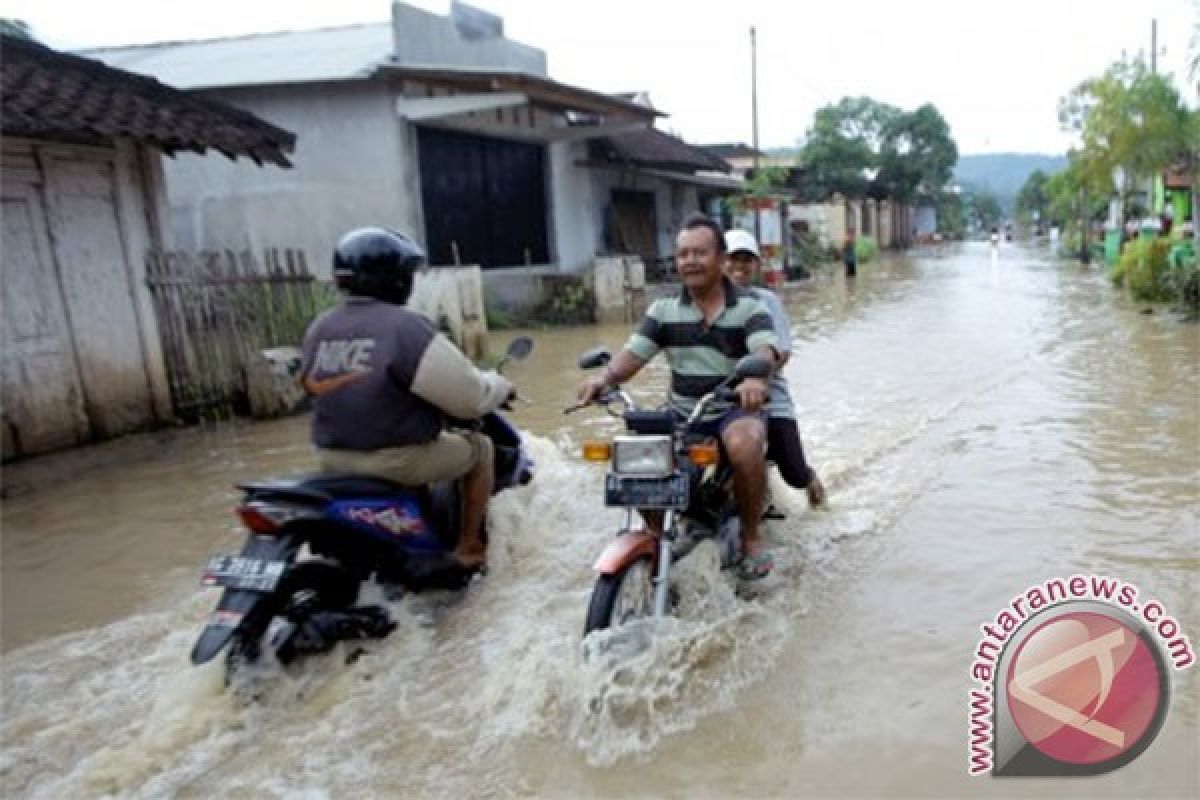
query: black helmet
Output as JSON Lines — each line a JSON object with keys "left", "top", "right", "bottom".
{"left": 332, "top": 227, "right": 425, "bottom": 305}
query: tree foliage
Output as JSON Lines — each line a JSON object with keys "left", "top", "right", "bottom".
{"left": 967, "top": 189, "right": 1004, "bottom": 230}
{"left": 796, "top": 96, "right": 958, "bottom": 201}
{"left": 878, "top": 104, "right": 959, "bottom": 202}
{"left": 1058, "top": 58, "right": 1195, "bottom": 192}
{"left": 797, "top": 97, "right": 887, "bottom": 198}
{"left": 936, "top": 191, "right": 966, "bottom": 237}
{"left": 1041, "top": 159, "right": 1110, "bottom": 229}
{"left": 1016, "top": 169, "right": 1050, "bottom": 223}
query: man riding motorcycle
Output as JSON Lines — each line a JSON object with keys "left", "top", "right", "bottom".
{"left": 576, "top": 213, "right": 781, "bottom": 580}
{"left": 299, "top": 227, "right": 512, "bottom": 571}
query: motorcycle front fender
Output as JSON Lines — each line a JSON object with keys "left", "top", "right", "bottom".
{"left": 190, "top": 533, "right": 300, "bottom": 665}
{"left": 592, "top": 529, "right": 658, "bottom": 576}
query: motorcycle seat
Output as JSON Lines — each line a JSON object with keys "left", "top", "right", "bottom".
{"left": 238, "top": 474, "right": 412, "bottom": 501}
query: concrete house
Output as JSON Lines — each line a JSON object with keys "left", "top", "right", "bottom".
{"left": 86, "top": 2, "right": 738, "bottom": 306}
{"left": 0, "top": 34, "right": 294, "bottom": 460}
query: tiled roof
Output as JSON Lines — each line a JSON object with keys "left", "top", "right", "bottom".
{"left": 700, "top": 142, "right": 764, "bottom": 161}
{"left": 592, "top": 128, "right": 731, "bottom": 174}
{"left": 2, "top": 34, "right": 295, "bottom": 166}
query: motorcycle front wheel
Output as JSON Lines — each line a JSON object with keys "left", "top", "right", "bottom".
{"left": 583, "top": 556, "right": 655, "bottom": 635}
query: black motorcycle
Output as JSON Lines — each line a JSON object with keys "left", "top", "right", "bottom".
{"left": 190, "top": 337, "right": 534, "bottom": 678}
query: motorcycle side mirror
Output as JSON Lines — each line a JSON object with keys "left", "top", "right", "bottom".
{"left": 505, "top": 336, "right": 533, "bottom": 362}
{"left": 732, "top": 354, "right": 773, "bottom": 382}
{"left": 496, "top": 336, "right": 534, "bottom": 373}
{"left": 577, "top": 347, "right": 611, "bottom": 370}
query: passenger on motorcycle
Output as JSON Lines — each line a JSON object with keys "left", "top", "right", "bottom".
{"left": 723, "top": 230, "right": 827, "bottom": 509}
{"left": 575, "top": 213, "right": 781, "bottom": 580}
{"left": 299, "top": 227, "right": 513, "bottom": 571}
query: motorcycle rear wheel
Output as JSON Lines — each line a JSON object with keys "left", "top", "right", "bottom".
{"left": 224, "top": 561, "right": 358, "bottom": 683}
{"left": 583, "top": 556, "right": 655, "bottom": 635}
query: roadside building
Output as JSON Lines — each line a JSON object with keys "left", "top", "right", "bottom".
{"left": 1, "top": 33, "right": 294, "bottom": 460}
{"left": 86, "top": 1, "right": 738, "bottom": 311}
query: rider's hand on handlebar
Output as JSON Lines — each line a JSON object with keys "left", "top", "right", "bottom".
{"left": 576, "top": 375, "right": 609, "bottom": 406}
{"left": 734, "top": 377, "right": 768, "bottom": 412}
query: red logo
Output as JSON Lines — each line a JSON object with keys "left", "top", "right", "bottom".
{"left": 1005, "top": 611, "right": 1163, "bottom": 766}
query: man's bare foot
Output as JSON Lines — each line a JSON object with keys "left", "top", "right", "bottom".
{"left": 451, "top": 545, "right": 487, "bottom": 570}
{"left": 806, "top": 476, "right": 827, "bottom": 508}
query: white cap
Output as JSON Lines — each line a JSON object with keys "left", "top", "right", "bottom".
{"left": 724, "top": 229, "right": 760, "bottom": 258}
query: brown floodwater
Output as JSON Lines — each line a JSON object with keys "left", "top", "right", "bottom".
{"left": 2, "top": 242, "right": 1197, "bottom": 798}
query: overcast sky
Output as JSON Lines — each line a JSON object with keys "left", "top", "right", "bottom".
{"left": 5, "top": 0, "right": 1197, "bottom": 155}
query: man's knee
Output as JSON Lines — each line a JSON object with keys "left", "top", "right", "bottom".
{"left": 466, "top": 432, "right": 494, "bottom": 475}
{"left": 722, "top": 419, "right": 765, "bottom": 467}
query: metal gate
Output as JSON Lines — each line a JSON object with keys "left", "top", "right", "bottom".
{"left": 417, "top": 127, "right": 549, "bottom": 268}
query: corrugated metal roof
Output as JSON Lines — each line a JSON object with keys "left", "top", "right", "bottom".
{"left": 2, "top": 34, "right": 295, "bottom": 166}
{"left": 81, "top": 23, "right": 394, "bottom": 89}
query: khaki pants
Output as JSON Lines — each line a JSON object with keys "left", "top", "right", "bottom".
{"left": 317, "top": 430, "right": 493, "bottom": 485}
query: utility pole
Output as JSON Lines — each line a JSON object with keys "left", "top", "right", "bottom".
{"left": 1151, "top": 18, "right": 1157, "bottom": 74}
{"left": 1080, "top": 185, "right": 1091, "bottom": 265}
{"left": 750, "top": 25, "right": 762, "bottom": 246}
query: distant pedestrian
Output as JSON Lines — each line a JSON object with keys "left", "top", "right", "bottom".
{"left": 843, "top": 228, "right": 857, "bottom": 277}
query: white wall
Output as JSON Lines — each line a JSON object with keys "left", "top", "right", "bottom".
{"left": 391, "top": 1, "right": 547, "bottom": 75}
{"left": 549, "top": 140, "right": 601, "bottom": 272}
{"left": 915, "top": 205, "right": 937, "bottom": 236}
{"left": 164, "top": 81, "right": 414, "bottom": 275}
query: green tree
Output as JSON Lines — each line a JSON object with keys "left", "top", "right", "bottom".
{"left": 797, "top": 96, "right": 900, "bottom": 198}
{"left": 1058, "top": 58, "right": 1193, "bottom": 196}
{"left": 936, "top": 191, "right": 966, "bottom": 237}
{"left": 967, "top": 189, "right": 1004, "bottom": 231}
{"left": 1042, "top": 159, "right": 1109, "bottom": 232}
{"left": 1016, "top": 169, "right": 1050, "bottom": 225}
{"left": 878, "top": 103, "right": 959, "bottom": 201}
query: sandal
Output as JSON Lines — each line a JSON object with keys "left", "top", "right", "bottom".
{"left": 736, "top": 550, "right": 774, "bottom": 581}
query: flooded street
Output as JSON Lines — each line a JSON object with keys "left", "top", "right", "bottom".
{"left": 2, "top": 242, "right": 1197, "bottom": 798}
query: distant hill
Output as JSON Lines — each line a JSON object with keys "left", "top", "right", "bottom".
{"left": 955, "top": 153, "right": 1067, "bottom": 210}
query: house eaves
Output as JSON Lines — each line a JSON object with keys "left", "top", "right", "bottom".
{"left": 373, "top": 64, "right": 661, "bottom": 121}
{"left": 590, "top": 127, "right": 731, "bottom": 174}
{"left": 2, "top": 34, "right": 295, "bottom": 166}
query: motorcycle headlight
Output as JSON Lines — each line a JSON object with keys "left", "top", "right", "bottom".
{"left": 612, "top": 435, "right": 673, "bottom": 477}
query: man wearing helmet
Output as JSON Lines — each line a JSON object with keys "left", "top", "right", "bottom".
{"left": 299, "top": 227, "right": 513, "bottom": 571}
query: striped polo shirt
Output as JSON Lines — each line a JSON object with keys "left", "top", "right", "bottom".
{"left": 624, "top": 276, "right": 779, "bottom": 419}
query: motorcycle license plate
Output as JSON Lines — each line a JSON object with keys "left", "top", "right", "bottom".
{"left": 604, "top": 473, "right": 689, "bottom": 509}
{"left": 202, "top": 555, "right": 287, "bottom": 592}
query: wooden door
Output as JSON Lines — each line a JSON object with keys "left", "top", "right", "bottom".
{"left": 0, "top": 181, "right": 89, "bottom": 458}
{"left": 609, "top": 189, "right": 658, "bottom": 266}
{"left": 42, "top": 154, "right": 153, "bottom": 438}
